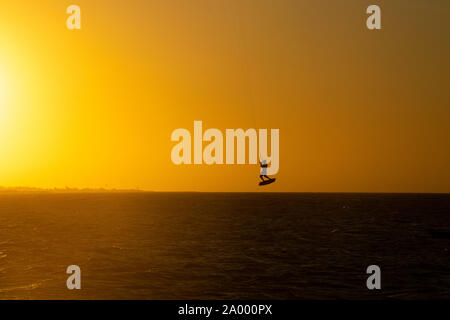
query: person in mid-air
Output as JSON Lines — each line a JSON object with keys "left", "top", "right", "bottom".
{"left": 259, "top": 160, "right": 272, "bottom": 182}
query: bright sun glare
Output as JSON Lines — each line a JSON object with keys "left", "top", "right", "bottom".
{"left": 0, "top": 70, "right": 10, "bottom": 135}
{"left": 0, "top": 75, "right": 4, "bottom": 118}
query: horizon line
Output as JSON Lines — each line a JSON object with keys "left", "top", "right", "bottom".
{"left": 0, "top": 186, "right": 449, "bottom": 195}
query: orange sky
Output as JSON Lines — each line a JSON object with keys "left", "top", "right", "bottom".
{"left": 0, "top": 0, "right": 449, "bottom": 192}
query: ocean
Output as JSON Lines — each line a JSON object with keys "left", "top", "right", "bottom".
{"left": 0, "top": 192, "right": 449, "bottom": 299}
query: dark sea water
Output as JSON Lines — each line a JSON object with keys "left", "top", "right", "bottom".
{"left": 0, "top": 192, "right": 449, "bottom": 299}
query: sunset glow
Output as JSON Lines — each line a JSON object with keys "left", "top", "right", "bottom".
{"left": 0, "top": 1, "right": 449, "bottom": 192}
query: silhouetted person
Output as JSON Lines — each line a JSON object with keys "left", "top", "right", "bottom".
{"left": 259, "top": 160, "right": 271, "bottom": 182}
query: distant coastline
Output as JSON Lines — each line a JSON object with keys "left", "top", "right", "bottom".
{"left": 0, "top": 186, "right": 149, "bottom": 194}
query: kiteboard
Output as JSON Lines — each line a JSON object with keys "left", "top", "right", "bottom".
{"left": 259, "top": 178, "right": 276, "bottom": 186}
